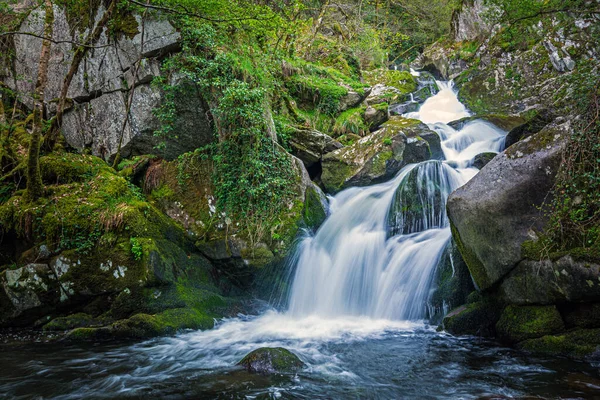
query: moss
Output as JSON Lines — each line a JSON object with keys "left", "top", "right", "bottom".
{"left": 333, "top": 107, "right": 368, "bottom": 136}
{"left": 505, "top": 125, "right": 564, "bottom": 158}
{"left": 496, "top": 305, "right": 565, "bottom": 343}
{"left": 42, "top": 312, "right": 106, "bottom": 331}
{"left": 518, "top": 328, "right": 600, "bottom": 359}
{"left": 303, "top": 186, "right": 327, "bottom": 231}
{"left": 238, "top": 347, "right": 304, "bottom": 374}
{"left": 363, "top": 69, "right": 418, "bottom": 94}
{"left": 370, "top": 150, "right": 393, "bottom": 176}
{"left": 241, "top": 246, "right": 275, "bottom": 268}
{"left": 443, "top": 297, "right": 502, "bottom": 337}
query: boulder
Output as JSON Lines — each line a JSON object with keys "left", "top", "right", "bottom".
{"left": 288, "top": 128, "right": 342, "bottom": 168}
{"left": 518, "top": 329, "right": 600, "bottom": 360}
{"left": 504, "top": 109, "right": 555, "bottom": 148}
{"left": 447, "top": 122, "right": 569, "bottom": 290}
{"left": 442, "top": 298, "right": 502, "bottom": 337}
{"left": 366, "top": 84, "right": 405, "bottom": 105}
{"left": 447, "top": 114, "right": 525, "bottom": 132}
{"left": 500, "top": 256, "right": 600, "bottom": 305}
{"left": 303, "top": 184, "right": 329, "bottom": 231}
{"left": 496, "top": 305, "right": 565, "bottom": 344}
{"left": 321, "top": 117, "right": 441, "bottom": 193}
{"left": 364, "top": 105, "right": 389, "bottom": 130}
{"left": 472, "top": 152, "right": 496, "bottom": 169}
{"left": 238, "top": 347, "right": 304, "bottom": 374}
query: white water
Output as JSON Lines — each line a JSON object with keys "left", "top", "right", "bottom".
{"left": 288, "top": 81, "right": 506, "bottom": 320}
{"left": 84, "top": 81, "right": 508, "bottom": 382}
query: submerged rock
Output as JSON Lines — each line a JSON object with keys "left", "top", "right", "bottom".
{"left": 321, "top": 117, "right": 441, "bottom": 193}
{"left": 238, "top": 347, "right": 304, "bottom": 374}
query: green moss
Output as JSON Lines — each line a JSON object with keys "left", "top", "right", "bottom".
{"left": 238, "top": 347, "right": 304, "bottom": 374}
{"left": 443, "top": 298, "right": 502, "bottom": 337}
{"left": 496, "top": 305, "right": 565, "bottom": 343}
{"left": 303, "top": 186, "right": 327, "bottom": 230}
{"left": 42, "top": 312, "right": 106, "bottom": 331}
{"left": 518, "top": 328, "right": 600, "bottom": 359}
{"left": 364, "top": 69, "right": 417, "bottom": 94}
{"left": 370, "top": 150, "right": 393, "bottom": 176}
{"left": 333, "top": 107, "right": 367, "bottom": 136}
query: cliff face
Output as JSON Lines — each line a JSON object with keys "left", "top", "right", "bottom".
{"left": 3, "top": 4, "right": 212, "bottom": 161}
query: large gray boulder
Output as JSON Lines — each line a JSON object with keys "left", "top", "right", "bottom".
{"left": 451, "top": 0, "right": 495, "bottom": 42}
{"left": 321, "top": 117, "right": 441, "bottom": 193}
{"left": 4, "top": 4, "right": 212, "bottom": 161}
{"left": 447, "top": 121, "right": 569, "bottom": 290}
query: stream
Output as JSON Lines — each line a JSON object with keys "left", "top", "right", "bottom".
{"left": 2, "top": 82, "right": 600, "bottom": 399}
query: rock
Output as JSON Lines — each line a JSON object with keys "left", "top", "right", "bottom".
{"left": 303, "top": 184, "right": 329, "bottom": 231}
{"left": 412, "top": 42, "right": 468, "bottom": 80}
{"left": 5, "top": 4, "right": 210, "bottom": 161}
{"left": 442, "top": 298, "right": 502, "bottom": 337}
{"left": 505, "top": 109, "right": 555, "bottom": 148}
{"left": 447, "top": 122, "right": 569, "bottom": 290}
{"left": 288, "top": 128, "right": 342, "bottom": 168}
{"left": 448, "top": 114, "right": 525, "bottom": 131}
{"left": 451, "top": 0, "right": 494, "bottom": 42}
{"left": 496, "top": 305, "right": 565, "bottom": 344}
{"left": 562, "top": 303, "right": 600, "bottom": 329}
{"left": 429, "top": 240, "right": 475, "bottom": 322}
{"left": 238, "top": 347, "right": 304, "bottom": 374}
{"left": 473, "top": 152, "right": 496, "bottom": 169}
{"left": 321, "top": 117, "right": 440, "bottom": 193}
{"left": 543, "top": 41, "right": 576, "bottom": 72}
{"left": 364, "top": 105, "right": 389, "bottom": 130}
{"left": 518, "top": 328, "right": 600, "bottom": 360}
{"left": 338, "top": 88, "right": 366, "bottom": 111}
{"left": 499, "top": 256, "right": 600, "bottom": 305}
{"left": 366, "top": 84, "right": 404, "bottom": 105}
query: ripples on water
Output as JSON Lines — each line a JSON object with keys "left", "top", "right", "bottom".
{"left": 2, "top": 312, "right": 600, "bottom": 399}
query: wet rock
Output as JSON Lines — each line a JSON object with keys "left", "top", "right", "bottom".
{"left": 443, "top": 298, "right": 502, "bottom": 337}
{"left": 499, "top": 256, "right": 600, "bottom": 305}
{"left": 238, "top": 347, "right": 304, "bottom": 374}
{"left": 447, "top": 122, "right": 569, "bottom": 290}
{"left": 473, "top": 152, "right": 496, "bottom": 169}
{"left": 448, "top": 114, "right": 525, "bottom": 132}
{"left": 518, "top": 328, "right": 600, "bottom": 360}
{"left": 496, "top": 305, "right": 564, "bottom": 344}
{"left": 504, "top": 109, "right": 555, "bottom": 148}
{"left": 321, "top": 117, "right": 439, "bottom": 193}
{"left": 288, "top": 128, "right": 342, "bottom": 168}
{"left": 303, "top": 184, "right": 329, "bottom": 231}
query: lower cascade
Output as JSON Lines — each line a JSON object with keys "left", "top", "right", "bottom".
{"left": 288, "top": 81, "right": 506, "bottom": 320}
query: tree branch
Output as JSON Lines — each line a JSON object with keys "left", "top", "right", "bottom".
{"left": 0, "top": 31, "right": 113, "bottom": 49}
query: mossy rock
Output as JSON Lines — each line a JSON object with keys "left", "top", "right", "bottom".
{"left": 238, "top": 347, "right": 304, "bottom": 374}
{"left": 364, "top": 69, "right": 417, "bottom": 94}
{"left": 518, "top": 328, "right": 600, "bottom": 360}
{"left": 42, "top": 313, "right": 106, "bottom": 331}
{"left": 496, "top": 305, "right": 565, "bottom": 344}
{"left": 303, "top": 185, "right": 328, "bottom": 231}
{"left": 443, "top": 298, "right": 502, "bottom": 337}
{"left": 561, "top": 303, "right": 600, "bottom": 329}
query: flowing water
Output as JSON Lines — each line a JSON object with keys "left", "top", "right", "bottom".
{"left": 2, "top": 82, "right": 600, "bottom": 399}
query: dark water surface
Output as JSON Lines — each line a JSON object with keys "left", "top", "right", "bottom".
{"left": 1, "top": 312, "right": 599, "bottom": 399}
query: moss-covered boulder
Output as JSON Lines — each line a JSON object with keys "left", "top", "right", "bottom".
{"left": 333, "top": 103, "right": 390, "bottom": 137}
{"left": 496, "top": 305, "right": 565, "bottom": 344}
{"left": 447, "top": 122, "right": 569, "bottom": 290}
{"left": 562, "top": 303, "right": 600, "bottom": 329}
{"left": 321, "top": 117, "right": 440, "bottom": 193}
{"left": 499, "top": 256, "right": 600, "bottom": 305}
{"left": 364, "top": 69, "right": 417, "bottom": 95}
{"left": 238, "top": 347, "right": 304, "bottom": 374}
{"left": 518, "top": 329, "right": 600, "bottom": 360}
{"left": 505, "top": 109, "right": 555, "bottom": 148}
{"left": 442, "top": 298, "right": 502, "bottom": 337}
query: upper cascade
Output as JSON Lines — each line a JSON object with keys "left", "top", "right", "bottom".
{"left": 286, "top": 80, "right": 507, "bottom": 321}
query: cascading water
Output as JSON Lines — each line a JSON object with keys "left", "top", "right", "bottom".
{"left": 288, "top": 81, "right": 506, "bottom": 320}
{"left": 6, "top": 80, "right": 565, "bottom": 400}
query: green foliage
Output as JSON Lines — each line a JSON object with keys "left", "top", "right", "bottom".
{"left": 130, "top": 237, "right": 143, "bottom": 260}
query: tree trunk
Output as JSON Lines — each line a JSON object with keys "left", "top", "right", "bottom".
{"left": 45, "top": 0, "right": 117, "bottom": 150}
{"left": 26, "top": 0, "right": 54, "bottom": 201}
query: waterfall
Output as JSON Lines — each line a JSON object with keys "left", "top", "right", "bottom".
{"left": 287, "top": 81, "right": 506, "bottom": 320}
